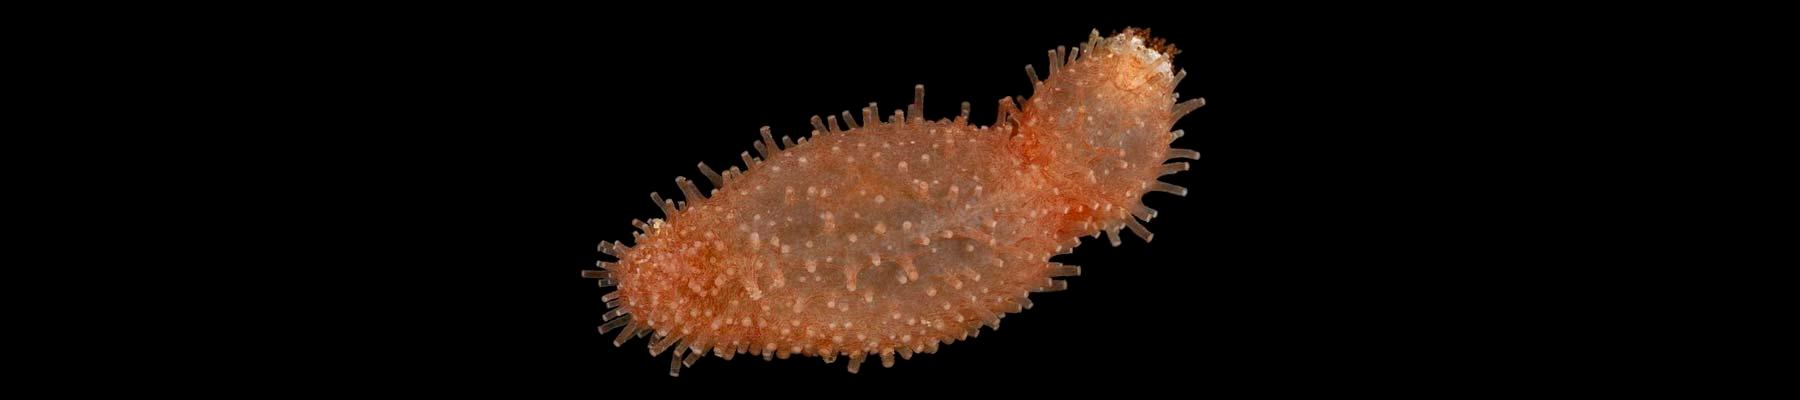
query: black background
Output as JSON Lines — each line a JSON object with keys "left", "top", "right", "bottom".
{"left": 254, "top": 9, "right": 1514, "bottom": 395}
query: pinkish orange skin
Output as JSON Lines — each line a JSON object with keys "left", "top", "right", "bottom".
{"left": 587, "top": 29, "right": 1203, "bottom": 375}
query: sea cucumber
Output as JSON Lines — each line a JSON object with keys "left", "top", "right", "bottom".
{"left": 584, "top": 28, "right": 1203, "bottom": 376}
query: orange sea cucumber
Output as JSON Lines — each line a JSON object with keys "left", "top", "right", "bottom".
{"left": 584, "top": 28, "right": 1203, "bottom": 376}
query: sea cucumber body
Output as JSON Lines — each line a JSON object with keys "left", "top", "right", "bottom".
{"left": 588, "top": 30, "right": 1200, "bottom": 375}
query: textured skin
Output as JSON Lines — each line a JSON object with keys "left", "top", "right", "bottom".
{"left": 589, "top": 30, "right": 1201, "bottom": 375}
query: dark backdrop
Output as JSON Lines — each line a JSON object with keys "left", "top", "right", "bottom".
{"left": 284, "top": 10, "right": 1484, "bottom": 395}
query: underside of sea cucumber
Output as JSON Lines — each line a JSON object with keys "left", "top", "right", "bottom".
{"left": 584, "top": 28, "right": 1203, "bottom": 376}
